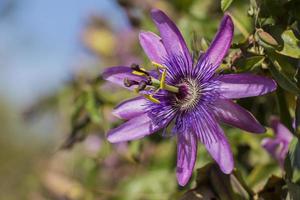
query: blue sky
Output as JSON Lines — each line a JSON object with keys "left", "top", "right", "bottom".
{"left": 0, "top": 0, "right": 128, "bottom": 107}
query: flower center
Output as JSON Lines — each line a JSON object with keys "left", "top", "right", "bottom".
{"left": 174, "top": 79, "right": 201, "bottom": 111}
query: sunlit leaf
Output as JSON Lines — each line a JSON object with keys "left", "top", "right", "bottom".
{"left": 247, "top": 163, "right": 278, "bottom": 188}
{"left": 276, "top": 30, "right": 300, "bottom": 59}
{"left": 229, "top": 13, "right": 250, "bottom": 38}
{"left": 221, "top": 0, "right": 234, "bottom": 11}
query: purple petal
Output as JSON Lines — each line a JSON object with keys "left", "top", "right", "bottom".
{"left": 102, "top": 66, "right": 144, "bottom": 90}
{"left": 151, "top": 9, "right": 192, "bottom": 67}
{"left": 113, "top": 97, "right": 147, "bottom": 120}
{"left": 176, "top": 131, "right": 197, "bottom": 186}
{"left": 198, "top": 14, "right": 234, "bottom": 70}
{"left": 218, "top": 73, "right": 277, "bottom": 99}
{"left": 107, "top": 113, "right": 168, "bottom": 143}
{"left": 214, "top": 99, "right": 265, "bottom": 133}
{"left": 262, "top": 138, "right": 287, "bottom": 167}
{"left": 262, "top": 117, "right": 293, "bottom": 167}
{"left": 270, "top": 117, "right": 293, "bottom": 143}
{"left": 139, "top": 31, "right": 167, "bottom": 63}
{"left": 204, "top": 126, "right": 234, "bottom": 174}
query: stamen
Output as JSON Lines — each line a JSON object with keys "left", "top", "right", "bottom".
{"left": 143, "top": 94, "right": 160, "bottom": 104}
{"left": 131, "top": 63, "right": 149, "bottom": 76}
{"left": 152, "top": 61, "right": 166, "bottom": 69}
{"left": 159, "top": 69, "right": 167, "bottom": 89}
{"left": 126, "top": 62, "right": 180, "bottom": 101}
{"left": 124, "top": 78, "right": 139, "bottom": 87}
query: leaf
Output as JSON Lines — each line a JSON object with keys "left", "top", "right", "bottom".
{"left": 296, "top": 97, "right": 300, "bottom": 137}
{"left": 221, "top": 0, "right": 234, "bottom": 11}
{"left": 276, "top": 87, "right": 293, "bottom": 132}
{"left": 269, "top": 64, "right": 300, "bottom": 95}
{"left": 247, "top": 163, "right": 278, "bottom": 188}
{"left": 229, "top": 13, "right": 249, "bottom": 38}
{"left": 85, "top": 90, "right": 101, "bottom": 123}
{"left": 276, "top": 30, "right": 300, "bottom": 59}
{"left": 257, "top": 175, "right": 286, "bottom": 199}
{"left": 180, "top": 163, "right": 252, "bottom": 200}
{"left": 295, "top": 70, "right": 300, "bottom": 137}
{"left": 288, "top": 137, "right": 300, "bottom": 169}
{"left": 235, "top": 56, "right": 265, "bottom": 72}
{"left": 268, "top": 52, "right": 300, "bottom": 95}
{"left": 287, "top": 182, "right": 300, "bottom": 200}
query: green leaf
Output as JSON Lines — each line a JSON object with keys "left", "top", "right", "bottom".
{"left": 247, "top": 163, "right": 278, "bottom": 188}
{"left": 276, "top": 87, "right": 293, "bottom": 132}
{"left": 85, "top": 90, "right": 101, "bottom": 123}
{"left": 257, "top": 176, "right": 286, "bottom": 199}
{"left": 181, "top": 164, "right": 252, "bottom": 200}
{"left": 235, "top": 56, "right": 265, "bottom": 72}
{"left": 269, "top": 64, "right": 300, "bottom": 95}
{"left": 229, "top": 13, "right": 249, "bottom": 38}
{"left": 296, "top": 97, "right": 300, "bottom": 137}
{"left": 287, "top": 182, "right": 300, "bottom": 199}
{"left": 268, "top": 52, "right": 300, "bottom": 95}
{"left": 276, "top": 30, "right": 300, "bottom": 59}
{"left": 221, "top": 0, "right": 234, "bottom": 11}
{"left": 288, "top": 137, "right": 300, "bottom": 169}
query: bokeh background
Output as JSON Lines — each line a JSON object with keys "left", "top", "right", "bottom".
{"left": 1, "top": 0, "right": 298, "bottom": 199}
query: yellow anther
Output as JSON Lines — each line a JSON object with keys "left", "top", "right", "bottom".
{"left": 159, "top": 69, "right": 167, "bottom": 89}
{"left": 143, "top": 94, "right": 160, "bottom": 104}
{"left": 131, "top": 67, "right": 149, "bottom": 76}
{"left": 132, "top": 70, "right": 146, "bottom": 76}
{"left": 152, "top": 61, "right": 166, "bottom": 69}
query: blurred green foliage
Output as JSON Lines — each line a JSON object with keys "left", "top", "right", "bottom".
{"left": 2, "top": 0, "right": 300, "bottom": 199}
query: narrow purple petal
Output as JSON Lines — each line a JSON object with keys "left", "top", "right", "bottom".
{"left": 176, "top": 131, "right": 197, "bottom": 186}
{"left": 262, "top": 138, "right": 287, "bottom": 167}
{"left": 214, "top": 99, "right": 266, "bottom": 133}
{"left": 270, "top": 117, "right": 293, "bottom": 142}
{"left": 107, "top": 113, "right": 168, "bottom": 143}
{"left": 198, "top": 14, "right": 234, "bottom": 70}
{"left": 112, "top": 97, "right": 147, "bottom": 119}
{"left": 262, "top": 117, "right": 293, "bottom": 167}
{"left": 102, "top": 66, "right": 145, "bottom": 90}
{"left": 204, "top": 124, "right": 234, "bottom": 174}
{"left": 139, "top": 31, "right": 167, "bottom": 63}
{"left": 151, "top": 9, "right": 192, "bottom": 67}
{"left": 218, "top": 73, "right": 277, "bottom": 99}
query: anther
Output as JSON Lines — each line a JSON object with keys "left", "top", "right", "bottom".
{"left": 124, "top": 78, "right": 138, "bottom": 87}
{"left": 130, "top": 63, "right": 149, "bottom": 76}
